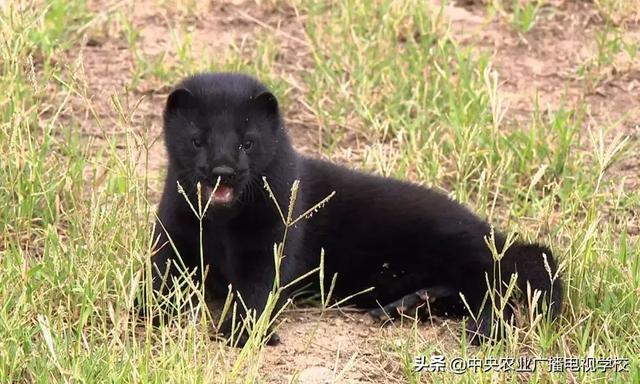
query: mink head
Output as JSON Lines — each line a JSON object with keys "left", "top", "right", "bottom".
{"left": 163, "top": 72, "right": 284, "bottom": 214}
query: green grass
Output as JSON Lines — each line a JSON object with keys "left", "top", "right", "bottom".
{"left": 1, "top": 0, "right": 638, "bottom": 382}
{"left": 486, "top": 0, "right": 545, "bottom": 33}
{"left": 578, "top": 19, "right": 638, "bottom": 90}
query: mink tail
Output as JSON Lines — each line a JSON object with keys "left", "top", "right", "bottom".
{"left": 499, "top": 243, "right": 563, "bottom": 318}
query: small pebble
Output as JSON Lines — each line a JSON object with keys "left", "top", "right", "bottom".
{"left": 298, "top": 366, "right": 335, "bottom": 384}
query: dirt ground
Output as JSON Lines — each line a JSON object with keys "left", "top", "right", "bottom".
{"left": 74, "top": 0, "right": 639, "bottom": 381}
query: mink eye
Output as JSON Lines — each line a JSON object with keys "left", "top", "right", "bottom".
{"left": 192, "top": 138, "right": 203, "bottom": 148}
{"left": 240, "top": 139, "right": 254, "bottom": 151}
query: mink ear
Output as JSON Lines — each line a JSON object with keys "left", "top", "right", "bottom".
{"left": 166, "top": 88, "right": 196, "bottom": 113}
{"left": 253, "top": 91, "right": 279, "bottom": 116}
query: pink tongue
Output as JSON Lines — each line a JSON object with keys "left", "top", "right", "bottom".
{"left": 212, "top": 185, "right": 234, "bottom": 204}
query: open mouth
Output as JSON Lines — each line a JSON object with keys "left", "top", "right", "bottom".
{"left": 203, "top": 184, "right": 235, "bottom": 205}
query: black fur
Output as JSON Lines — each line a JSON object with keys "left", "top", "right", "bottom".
{"left": 146, "top": 72, "right": 563, "bottom": 346}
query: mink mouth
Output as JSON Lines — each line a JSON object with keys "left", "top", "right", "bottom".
{"left": 202, "top": 183, "right": 235, "bottom": 205}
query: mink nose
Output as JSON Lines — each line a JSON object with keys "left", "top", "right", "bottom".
{"left": 211, "top": 165, "right": 236, "bottom": 179}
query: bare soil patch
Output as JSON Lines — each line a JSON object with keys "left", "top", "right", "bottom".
{"left": 261, "top": 310, "right": 460, "bottom": 383}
